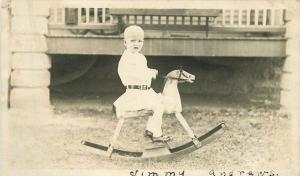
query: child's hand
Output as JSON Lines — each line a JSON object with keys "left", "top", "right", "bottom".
{"left": 151, "top": 69, "right": 158, "bottom": 80}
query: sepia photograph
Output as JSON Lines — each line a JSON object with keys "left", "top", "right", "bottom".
{"left": 1, "top": 0, "right": 300, "bottom": 176}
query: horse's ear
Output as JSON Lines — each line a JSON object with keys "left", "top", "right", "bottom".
{"left": 178, "top": 65, "right": 183, "bottom": 78}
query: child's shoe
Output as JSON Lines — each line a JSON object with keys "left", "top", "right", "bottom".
{"left": 152, "top": 135, "right": 172, "bottom": 143}
{"left": 144, "top": 130, "right": 153, "bottom": 139}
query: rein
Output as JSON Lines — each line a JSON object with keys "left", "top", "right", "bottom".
{"left": 165, "top": 67, "right": 189, "bottom": 81}
{"left": 178, "top": 66, "right": 183, "bottom": 80}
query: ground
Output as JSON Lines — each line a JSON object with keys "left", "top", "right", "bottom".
{"left": 2, "top": 92, "right": 298, "bottom": 175}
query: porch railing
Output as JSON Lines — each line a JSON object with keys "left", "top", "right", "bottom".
{"left": 49, "top": 7, "right": 285, "bottom": 26}
{"left": 48, "top": 6, "right": 286, "bottom": 36}
{"left": 214, "top": 9, "right": 285, "bottom": 27}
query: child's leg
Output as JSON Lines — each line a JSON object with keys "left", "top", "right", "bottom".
{"left": 146, "top": 103, "right": 164, "bottom": 137}
{"left": 145, "top": 91, "right": 164, "bottom": 137}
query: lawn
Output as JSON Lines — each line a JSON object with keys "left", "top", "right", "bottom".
{"left": 2, "top": 93, "right": 297, "bottom": 175}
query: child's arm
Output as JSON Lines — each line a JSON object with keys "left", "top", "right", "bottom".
{"left": 149, "top": 68, "right": 158, "bottom": 80}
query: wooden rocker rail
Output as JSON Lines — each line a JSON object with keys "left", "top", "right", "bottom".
{"left": 81, "top": 122, "right": 226, "bottom": 159}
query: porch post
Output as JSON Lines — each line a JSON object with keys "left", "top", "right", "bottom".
{"left": 280, "top": 3, "right": 300, "bottom": 112}
{"left": 1, "top": 1, "right": 11, "bottom": 118}
{"left": 280, "top": 0, "right": 300, "bottom": 173}
{"left": 9, "top": 0, "right": 52, "bottom": 114}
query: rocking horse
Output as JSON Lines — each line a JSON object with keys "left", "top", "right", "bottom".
{"left": 82, "top": 69, "right": 226, "bottom": 159}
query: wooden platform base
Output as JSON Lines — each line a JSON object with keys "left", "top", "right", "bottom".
{"left": 81, "top": 122, "right": 226, "bottom": 160}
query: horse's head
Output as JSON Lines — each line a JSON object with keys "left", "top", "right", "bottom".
{"left": 165, "top": 69, "right": 195, "bottom": 83}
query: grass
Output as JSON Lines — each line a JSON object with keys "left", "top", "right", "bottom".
{"left": 2, "top": 93, "right": 295, "bottom": 173}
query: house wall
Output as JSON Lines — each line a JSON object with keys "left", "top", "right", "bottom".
{"left": 1, "top": 0, "right": 299, "bottom": 113}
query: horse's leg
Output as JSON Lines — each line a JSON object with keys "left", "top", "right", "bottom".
{"left": 107, "top": 117, "right": 125, "bottom": 158}
{"left": 174, "top": 112, "right": 195, "bottom": 138}
{"left": 175, "top": 112, "right": 201, "bottom": 147}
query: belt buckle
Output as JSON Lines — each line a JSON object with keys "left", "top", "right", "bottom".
{"left": 142, "top": 85, "right": 148, "bottom": 90}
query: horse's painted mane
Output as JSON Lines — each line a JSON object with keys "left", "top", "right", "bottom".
{"left": 161, "top": 69, "right": 181, "bottom": 93}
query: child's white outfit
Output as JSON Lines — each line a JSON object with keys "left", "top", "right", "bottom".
{"left": 113, "top": 50, "right": 164, "bottom": 138}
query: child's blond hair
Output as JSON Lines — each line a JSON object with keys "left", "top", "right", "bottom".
{"left": 124, "top": 25, "right": 144, "bottom": 40}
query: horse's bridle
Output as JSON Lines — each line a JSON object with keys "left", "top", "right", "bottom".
{"left": 178, "top": 66, "right": 183, "bottom": 80}
{"left": 174, "top": 66, "right": 189, "bottom": 80}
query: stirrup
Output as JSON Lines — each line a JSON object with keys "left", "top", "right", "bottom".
{"left": 152, "top": 135, "right": 172, "bottom": 143}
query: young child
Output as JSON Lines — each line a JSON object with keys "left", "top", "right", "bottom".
{"left": 113, "top": 25, "right": 171, "bottom": 142}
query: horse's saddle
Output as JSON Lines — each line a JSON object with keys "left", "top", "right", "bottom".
{"left": 112, "top": 105, "right": 153, "bottom": 119}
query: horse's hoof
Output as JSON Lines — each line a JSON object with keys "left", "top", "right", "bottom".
{"left": 192, "top": 138, "right": 202, "bottom": 148}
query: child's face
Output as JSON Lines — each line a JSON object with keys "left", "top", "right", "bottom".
{"left": 124, "top": 37, "right": 144, "bottom": 54}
